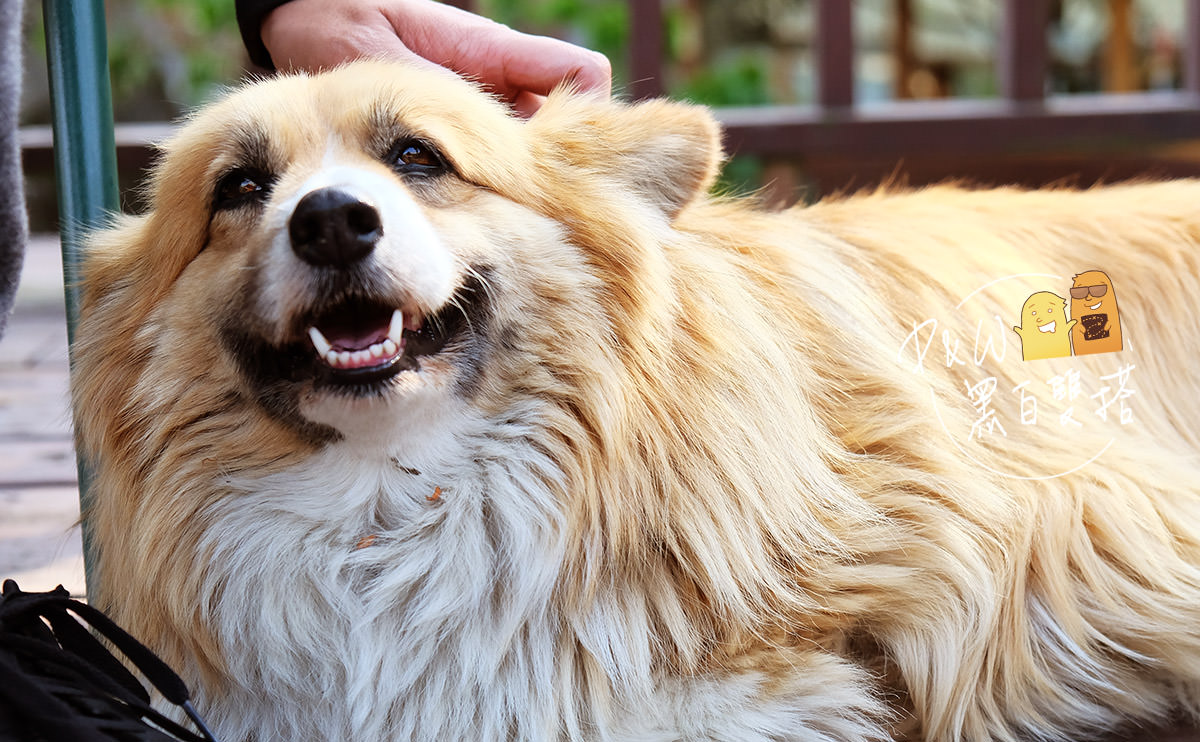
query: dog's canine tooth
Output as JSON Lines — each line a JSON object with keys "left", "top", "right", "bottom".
{"left": 308, "top": 326, "right": 333, "bottom": 357}
{"left": 387, "top": 309, "right": 405, "bottom": 344}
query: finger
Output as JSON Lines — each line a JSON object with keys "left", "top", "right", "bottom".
{"left": 511, "top": 90, "right": 547, "bottom": 118}
{"left": 487, "top": 30, "right": 612, "bottom": 99}
{"left": 384, "top": 2, "right": 611, "bottom": 99}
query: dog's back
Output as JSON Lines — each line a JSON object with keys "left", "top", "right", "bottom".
{"left": 702, "top": 181, "right": 1200, "bottom": 739}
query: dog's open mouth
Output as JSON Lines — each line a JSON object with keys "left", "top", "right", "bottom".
{"left": 221, "top": 272, "right": 489, "bottom": 430}
{"left": 304, "top": 300, "right": 415, "bottom": 383}
{"left": 307, "top": 307, "right": 409, "bottom": 372}
{"left": 298, "top": 289, "right": 473, "bottom": 386}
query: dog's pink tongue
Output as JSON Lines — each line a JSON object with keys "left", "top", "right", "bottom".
{"left": 328, "top": 328, "right": 397, "bottom": 370}
{"left": 327, "top": 326, "right": 387, "bottom": 352}
{"left": 319, "top": 309, "right": 397, "bottom": 351}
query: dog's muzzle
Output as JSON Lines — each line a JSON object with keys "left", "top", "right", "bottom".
{"left": 282, "top": 186, "right": 417, "bottom": 381}
{"left": 220, "top": 175, "right": 486, "bottom": 412}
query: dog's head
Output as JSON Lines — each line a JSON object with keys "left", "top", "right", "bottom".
{"left": 75, "top": 60, "right": 722, "bottom": 462}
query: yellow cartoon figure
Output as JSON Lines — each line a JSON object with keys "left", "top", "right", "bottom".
{"left": 1070, "top": 269, "right": 1122, "bottom": 355}
{"left": 1013, "top": 291, "right": 1076, "bottom": 361}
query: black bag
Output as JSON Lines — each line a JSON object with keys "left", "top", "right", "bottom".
{"left": 0, "top": 580, "right": 219, "bottom": 742}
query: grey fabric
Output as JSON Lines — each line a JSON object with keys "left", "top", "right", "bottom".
{"left": 0, "top": 0, "right": 26, "bottom": 339}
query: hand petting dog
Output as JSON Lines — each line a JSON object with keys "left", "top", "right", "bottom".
{"left": 253, "top": 0, "right": 612, "bottom": 116}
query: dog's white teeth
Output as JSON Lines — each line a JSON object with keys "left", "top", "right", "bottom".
{"left": 388, "top": 309, "right": 405, "bottom": 344}
{"left": 318, "top": 339, "right": 402, "bottom": 369}
{"left": 308, "top": 327, "right": 333, "bottom": 356}
{"left": 313, "top": 311, "right": 407, "bottom": 370}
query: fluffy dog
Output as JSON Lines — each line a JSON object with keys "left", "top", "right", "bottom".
{"left": 74, "top": 60, "right": 1200, "bottom": 741}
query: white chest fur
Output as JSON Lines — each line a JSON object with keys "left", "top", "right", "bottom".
{"left": 186, "top": 426, "right": 882, "bottom": 742}
{"left": 193, "top": 422, "right": 575, "bottom": 740}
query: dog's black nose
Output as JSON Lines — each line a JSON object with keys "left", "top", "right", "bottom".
{"left": 289, "top": 187, "right": 383, "bottom": 267}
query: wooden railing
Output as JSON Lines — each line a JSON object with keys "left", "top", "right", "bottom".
{"left": 625, "top": 0, "right": 1200, "bottom": 197}
{"left": 21, "top": 0, "right": 1200, "bottom": 220}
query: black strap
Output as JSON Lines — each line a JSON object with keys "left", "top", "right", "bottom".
{"left": 0, "top": 580, "right": 220, "bottom": 742}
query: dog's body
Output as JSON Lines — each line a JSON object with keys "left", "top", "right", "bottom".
{"left": 75, "top": 61, "right": 1200, "bottom": 741}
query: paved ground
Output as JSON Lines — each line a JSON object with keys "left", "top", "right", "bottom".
{"left": 0, "top": 234, "right": 85, "bottom": 597}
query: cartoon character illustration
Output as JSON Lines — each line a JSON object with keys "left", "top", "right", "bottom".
{"left": 1069, "top": 269, "right": 1122, "bottom": 355}
{"left": 1013, "top": 291, "right": 1076, "bottom": 361}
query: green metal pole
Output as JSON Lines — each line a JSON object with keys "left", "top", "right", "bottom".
{"left": 42, "top": 0, "right": 119, "bottom": 601}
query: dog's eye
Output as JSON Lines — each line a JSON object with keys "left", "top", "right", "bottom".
{"left": 214, "top": 168, "right": 272, "bottom": 211}
{"left": 386, "top": 139, "right": 448, "bottom": 177}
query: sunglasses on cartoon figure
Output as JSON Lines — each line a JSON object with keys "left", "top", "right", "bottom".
{"left": 1070, "top": 284, "right": 1108, "bottom": 299}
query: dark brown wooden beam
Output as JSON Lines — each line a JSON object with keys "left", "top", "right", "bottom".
{"left": 629, "top": 0, "right": 665, "bottom": 99}
{"left": 1185, "top": 0, "right": 1200, "bottom": 94}
{"left": 717, "top": 93, "right": 1200, "bottom": 160}
{"left": 816, "top": 0, "right": 854, "bottom": 107}
{"left": 18, "top": 122, "right": 167, "bottom": 176}
{"left": 1000, "top": 0, "right": 1048, "bottom": 102}
{"left": 895, "top": 0, "right": 914, "bottom": 99}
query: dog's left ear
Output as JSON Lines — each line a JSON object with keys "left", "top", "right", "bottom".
{"left": 528, "top": 94, "right": 723, "bottom": 218}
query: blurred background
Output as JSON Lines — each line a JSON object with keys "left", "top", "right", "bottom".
{"left": 18, "top": 0, "right": 1200, "bottom": 224}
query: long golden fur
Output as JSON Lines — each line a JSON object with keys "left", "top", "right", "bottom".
{"left": 74, "top": 60, "right": 1200, "bottom": 741}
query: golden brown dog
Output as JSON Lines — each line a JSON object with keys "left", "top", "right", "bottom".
{"left": 74, "top": 60, "right": 1200, "bottom": 741}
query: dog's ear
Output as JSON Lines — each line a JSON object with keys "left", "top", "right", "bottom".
{"left": 527, "top": 94, "right": 723, "bottom": 218}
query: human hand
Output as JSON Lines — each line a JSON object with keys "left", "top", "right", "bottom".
{"left": 260, "top": 0, "right": 612, "bottom": 116}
